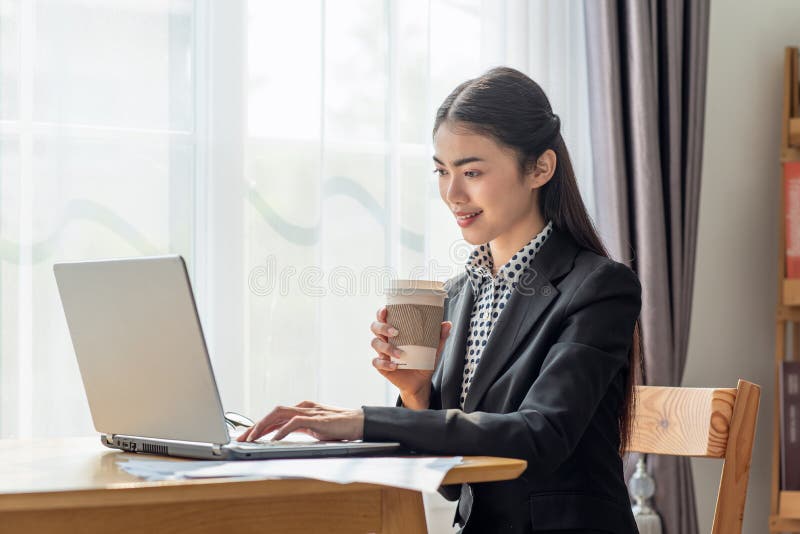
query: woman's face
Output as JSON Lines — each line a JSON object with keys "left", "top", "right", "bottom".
{"left": 433, "top": 121, "right": 539, "bottom": 246}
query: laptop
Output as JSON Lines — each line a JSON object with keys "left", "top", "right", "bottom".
{"left": 53, "top": 255, "right": 401, "bottom": 460}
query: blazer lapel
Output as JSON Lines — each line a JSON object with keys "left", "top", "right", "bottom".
{"left": 440, "top": 275, "right": 475, "bottom": 409}
{"left": 463, "top": 227, "right": 581, "bottom": 412}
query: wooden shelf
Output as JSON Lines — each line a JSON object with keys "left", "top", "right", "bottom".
{"left": 772, "top": 46, "right": 800, "bottom": 533}
{"left": 781, "top": 491, "right": 800, "bottom": 519}
{"left": 771, "top": 513, "right": 800, "bottom": 532}
{"left": 784, "top": 279, "right": 800, "bottom": 306}
{"left": 791, "top": 118, "right": 800, "bottom": 148}
{"left": 783, "top": 146, "right": 800, "bottom": 163}
{"left": 776, "top": 305, "right": 800, "bottom": 322}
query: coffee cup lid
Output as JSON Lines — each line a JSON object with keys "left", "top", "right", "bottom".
{"left": 385, "top": 279, "right": 446, "bottom": 294}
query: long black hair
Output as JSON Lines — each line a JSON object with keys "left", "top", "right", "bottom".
{"left": 433, "top": 66, "right": 643, "bottom": 454}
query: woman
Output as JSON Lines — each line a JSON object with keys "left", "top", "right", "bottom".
{"left": 239, "top": 66, "right": 642, "bottom": 534}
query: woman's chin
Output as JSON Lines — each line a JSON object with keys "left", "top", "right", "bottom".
{"left": 459, "top": 229, "right": 488, "bottom": 246}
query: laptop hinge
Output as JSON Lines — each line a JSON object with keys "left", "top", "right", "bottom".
{"left": 211, "top": 443, "right": 223, "bottom": 456}
{"left": 102, "top": 433, "right": 115, "bottom": 445}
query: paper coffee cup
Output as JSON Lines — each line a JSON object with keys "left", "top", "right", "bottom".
{"left": 384, "top": 280, "right": 446, "bottom": 370}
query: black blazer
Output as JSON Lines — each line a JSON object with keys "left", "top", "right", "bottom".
{"left": 362, "top": 226, "right": 641, "bottom": 533}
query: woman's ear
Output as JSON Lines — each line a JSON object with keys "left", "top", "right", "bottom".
{"left": 527, "top": 149, "right": 557, "bottom": 189}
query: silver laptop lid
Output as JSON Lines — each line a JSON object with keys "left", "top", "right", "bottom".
{"left": 54, "top": 255, "right": 229, "bottom": 444}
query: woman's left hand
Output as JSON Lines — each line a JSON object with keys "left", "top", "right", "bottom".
{"left": 236, "top": 400, "right": 365, "bottom": 443}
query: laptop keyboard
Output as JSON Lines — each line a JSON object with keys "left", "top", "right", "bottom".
{"left": 227, "top": 429, "right": 339, "bottom": 448}
{"left": 230, "top": 440, "right": 341, "bottom": 448}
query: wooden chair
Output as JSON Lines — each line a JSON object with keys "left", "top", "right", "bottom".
{"left": 627, "top": 379, "right": 761, "bottom": 534}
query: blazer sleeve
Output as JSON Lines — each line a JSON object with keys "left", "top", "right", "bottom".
{"left": 362, "top": 261, "right": 641, "bottom": 476}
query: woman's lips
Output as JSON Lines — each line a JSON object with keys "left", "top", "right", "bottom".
{"left": 455, "top": 210, "right": 483, "bottom": 228}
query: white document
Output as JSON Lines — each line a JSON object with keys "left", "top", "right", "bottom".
{"left": 118, "top": 459, "right": 227, "bottom": 481}
{"left": 119, "top": 455, "right": 463, "bottom": 493}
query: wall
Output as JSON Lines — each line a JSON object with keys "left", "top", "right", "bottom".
{"left": 684, "top": 1, "right": 800, "bottom": 533}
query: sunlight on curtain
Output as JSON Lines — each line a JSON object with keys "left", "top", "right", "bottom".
{"left": 0, "top": 0, "right": 194, "bottom": 437}
{"left": 0, "top": 0, "right": 593, "bottom": 451}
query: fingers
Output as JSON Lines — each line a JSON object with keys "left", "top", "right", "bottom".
{"left": 434, "top": 321, "right": 452, "bottom": 365}
{"left": 373, "top": 307, "right": 400, "bottom": 342}
{"left": 370, "top": 336, "right": 403, "bottom": 360}
{"left": 238, "top": 401, "right": 345, "bottom": 442}
{"left": 372, "top": 355, "right": 398, "bottom": 371}
{"left": 237, "top": 422, "right": 256, "bottom": 442}
{"left": 239, "top": 405, "right": 295, "bottom": 442}
{"left": 371, "top": 308, "right": 401, "bottom": 374}
{"left": 438, "top": 321, "right": 452, "bottom": 350}
{"left": 238, "top": 420, "right": 259, "bottom": 441}
{"left": 441, "top": 321, "right": 452, "bottom": 340}
{"left": 371, "top": 320, "right": 399, "bottom": 340}
{"left": 272, "top": 415, "right": 315, "bottom": 441}
{"left": 295, "top": 399, "right": 346, "bottom": 413}
{"left": 239, "top": 421, "right": 280, "bottom": 442}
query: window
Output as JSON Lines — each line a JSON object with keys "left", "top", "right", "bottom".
{"left": 0, "top": 0, "right": 593, "bottom": 439}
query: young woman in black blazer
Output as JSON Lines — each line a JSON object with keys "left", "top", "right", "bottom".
{"left": 240, "top": 67, "right": 643, "bottom": 534}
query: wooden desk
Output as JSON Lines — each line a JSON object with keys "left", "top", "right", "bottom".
{"left": 0, "top": 437, "right": 526, "bottom": 533}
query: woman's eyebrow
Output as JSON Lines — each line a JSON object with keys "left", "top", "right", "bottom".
{"left": 433, "top": 155, "right": 485, "bottom": 167}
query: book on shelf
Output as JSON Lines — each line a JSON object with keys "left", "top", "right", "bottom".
{"left": 785, "top": 162, "right": 800, "bottom": 278}
{"left": 781, "top": 360, "right": 800, "bottom": 490}
{"left": 792, "top": 48, "right": 800, "bottom": 147}
{"left": 793, "top": 47, "right": 799, "bottom": 118}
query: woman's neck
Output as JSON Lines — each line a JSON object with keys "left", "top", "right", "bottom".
{"left": 488, "top": 214, "right": 548, "bottom": 275}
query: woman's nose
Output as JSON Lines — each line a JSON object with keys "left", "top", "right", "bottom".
{"left": 445, "top": 175, "right": 468, "bottom": 205}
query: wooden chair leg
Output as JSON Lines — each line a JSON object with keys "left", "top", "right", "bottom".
{"left": 712, "top": 379, "right": 761, "bottom": 534}
{"left": 380, "top": 488, "right": 427, "bottom": 534}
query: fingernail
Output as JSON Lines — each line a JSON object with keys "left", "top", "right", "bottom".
{"left": 389, "top": 327, "right": 399, "bottom": 336}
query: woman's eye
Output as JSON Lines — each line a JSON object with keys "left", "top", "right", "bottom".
{"left": 465, "top": 170, "right": 480, "bottom": 178}
{"left": 433, "top": 168, "right": 447, "bottom": 176}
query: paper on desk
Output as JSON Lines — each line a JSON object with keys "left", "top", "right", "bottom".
{"left": 119, "top": 455, "right": 463, "bottom": 493}
{"left": 184, "top": 456, "right": 463, "bottom": 493}
{"left": 118, "top": 459, "right": 227, "bottom": 481}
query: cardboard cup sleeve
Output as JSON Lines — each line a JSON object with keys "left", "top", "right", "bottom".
{"left": 385, "top": 303, "right": 444, "bottom": 370}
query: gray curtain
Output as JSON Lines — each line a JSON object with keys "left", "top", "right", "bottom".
{"left": 583, "top": 1, "right": 710, "bottom": 533}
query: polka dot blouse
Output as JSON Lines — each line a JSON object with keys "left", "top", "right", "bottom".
{"left": 459, "top": 220, "right": 554, "bottom": 409}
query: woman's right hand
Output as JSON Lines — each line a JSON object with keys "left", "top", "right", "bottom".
{"left": 370, "top": 306, "right": 452, "bottom": 401}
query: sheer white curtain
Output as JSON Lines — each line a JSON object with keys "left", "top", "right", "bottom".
{"left": 0, "top": 0, "right": 592, "bottom": 452}
{"left": 0, "top": 0, "right": 196, "bottom": 437}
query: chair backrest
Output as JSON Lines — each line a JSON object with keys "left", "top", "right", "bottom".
{"left": 627, "top": 379, "right": 761, "bottom": 534}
